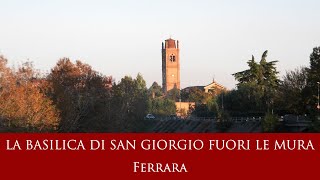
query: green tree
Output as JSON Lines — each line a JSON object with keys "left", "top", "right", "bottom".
{"left": 276, "top": 67, "right": 308, "bottom": 115}
{"left": 147, "top": 98, "right": 176, "bottom": 116}
{"left": 207, "top": 97, "right": 219, "bottom": 115}
{"left": 111, "top": 74, "right": 148, "bottom": 132}
{"left": 262, "top": 113, "right": 279, "bottom": 132}
{"left": 222, "top": 86, "right": 263, "bottom": 116}
{"left": 148, "top": 81, "right": 163, "bottom": 98}
{"left": 166, "top": 87, "right": 180, "bottom": 102}
{"left": 215, "top": 111, "right": 232, "bottom": 132}
{"left": 306, "top": 47, "right": 320, "bottom": 113}
{"left": 147, "top": 82, "right": 175, "bottom": 116}
{"left": 232, "top": 50, "right": 280, "bottom": 113}
{"left": 181, "top": 87, "right": 211, "bottom": 104}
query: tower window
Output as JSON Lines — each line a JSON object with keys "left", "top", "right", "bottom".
{"left": 170, "top": 54, "right": 176, "bottom": 62}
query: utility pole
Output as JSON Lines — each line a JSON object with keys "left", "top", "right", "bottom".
{"left": 317, "top": 82, "right": 320, "bottom": 111}
{"left": 179, "top": 88, "right": 182, "bottom": 118}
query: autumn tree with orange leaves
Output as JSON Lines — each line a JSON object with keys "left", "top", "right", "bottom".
{"left": 0, "top": 56, "right": 59, "bottom": 132}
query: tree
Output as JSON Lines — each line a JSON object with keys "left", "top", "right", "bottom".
{"left": 215, "top": 111, "right": 232, "bottom": 132}
{"left": 47, "top": 58, "right": 112, "bottom": 132}
{"left": 232, "top": 50, "right": 280, "bottom": 113}
{"left": 0, "top": 57, "right": 59, "bottom": 132}
{"left": 262, "top": 113, "right": 279, "bottom": 132}
{"left": 148, "top": 81, "right": 163, "bottom": 98}
{"left": 181, "top": 87, "right": 212, "bottom": 104}
{"left": 147, "top": 82, "right": 175, "bottom": 116}
{"left": 306, "top": 47, "right": 320, "bottom": 113}
{"left": 221, "top": 86, "right": 263, "bottom": 116}
{"left": 0, "top": 56, "right": 12, "bottom": 97}
{"left": 276, "top": 67, "right": 308, "bottom": 115}
{"left": 166, "top": 87, "right": 180, "bottom": 102}
{"left": 111, "top": 74, "right": 148, "bottom": 132}
{"left": 147, "top": 98, "right": 176, "bottom": 116}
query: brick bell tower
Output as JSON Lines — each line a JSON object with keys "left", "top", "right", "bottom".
{"left": 162, "top": 38, "right": 180, "bottom": 93}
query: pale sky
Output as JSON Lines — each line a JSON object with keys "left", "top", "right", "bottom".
{"left": 0, "top": 0, "right": 319, "bottom": 89}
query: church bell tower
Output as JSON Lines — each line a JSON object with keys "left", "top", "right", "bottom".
{"left": 162, "top": 38, "right": 180, "bottom": 93}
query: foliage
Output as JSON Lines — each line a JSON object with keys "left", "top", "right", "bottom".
{"left": 166, "top": 87, "right": 180, "bottom": 102}
{"left": 207, "top": 97, "right": 219, "bottom": 115}
{"left": 110, "top": 74, "right": 148, "bottom": 132}
{"left": 181, "top": 87, "right": 212, "bottom": 104}
{"left": 1, "top": 56, "right": 153, "bottom": 132}
{"left": 303, "top": 47, "right": 320, "bottom": 131}
{"left": 147, "top": 82, "right": 176, "bottom": 117}
{"left": 193, "top": 104, "right": 214, "bottom": 117}
{"left": 147, "top": 98, "right": 176, "bottom": 116}
{"left": 222, "top": 87, "right": 260, "bottom": 116}
{"left": 192, "top": 96, "right": 219, "bottom": 117}
{"left": 305, "top": 47, "right": 320, "bottom": 114}
{"left": 232, "top": 51, "right": 280, "bottom": 113}
{"left": 148, "top": 81, "right": 163, "bottom": 98}
{"left": 215, "top": 111, "right": 232, "bottom": 132}
{"left": 275, "top": 67, "right": 308, "bottom": 115}
{"left": 2, "top": 46, "right": 320, "bottom": 133}
{"left": 262, "top": 113, "right": 279, "bottom": 132}
{"left": 47, "top": 58, "right": 112, "bottom": 132}
{"left": 0, "top": 56, "right": 59, "bottom": 132}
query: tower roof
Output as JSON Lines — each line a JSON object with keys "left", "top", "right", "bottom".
{"left": 165, "top": 38, "right": 177, "bottom": 48}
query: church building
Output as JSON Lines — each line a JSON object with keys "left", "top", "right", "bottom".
{"left": 161, "top": 37, "right": 227, "bottom": 117}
